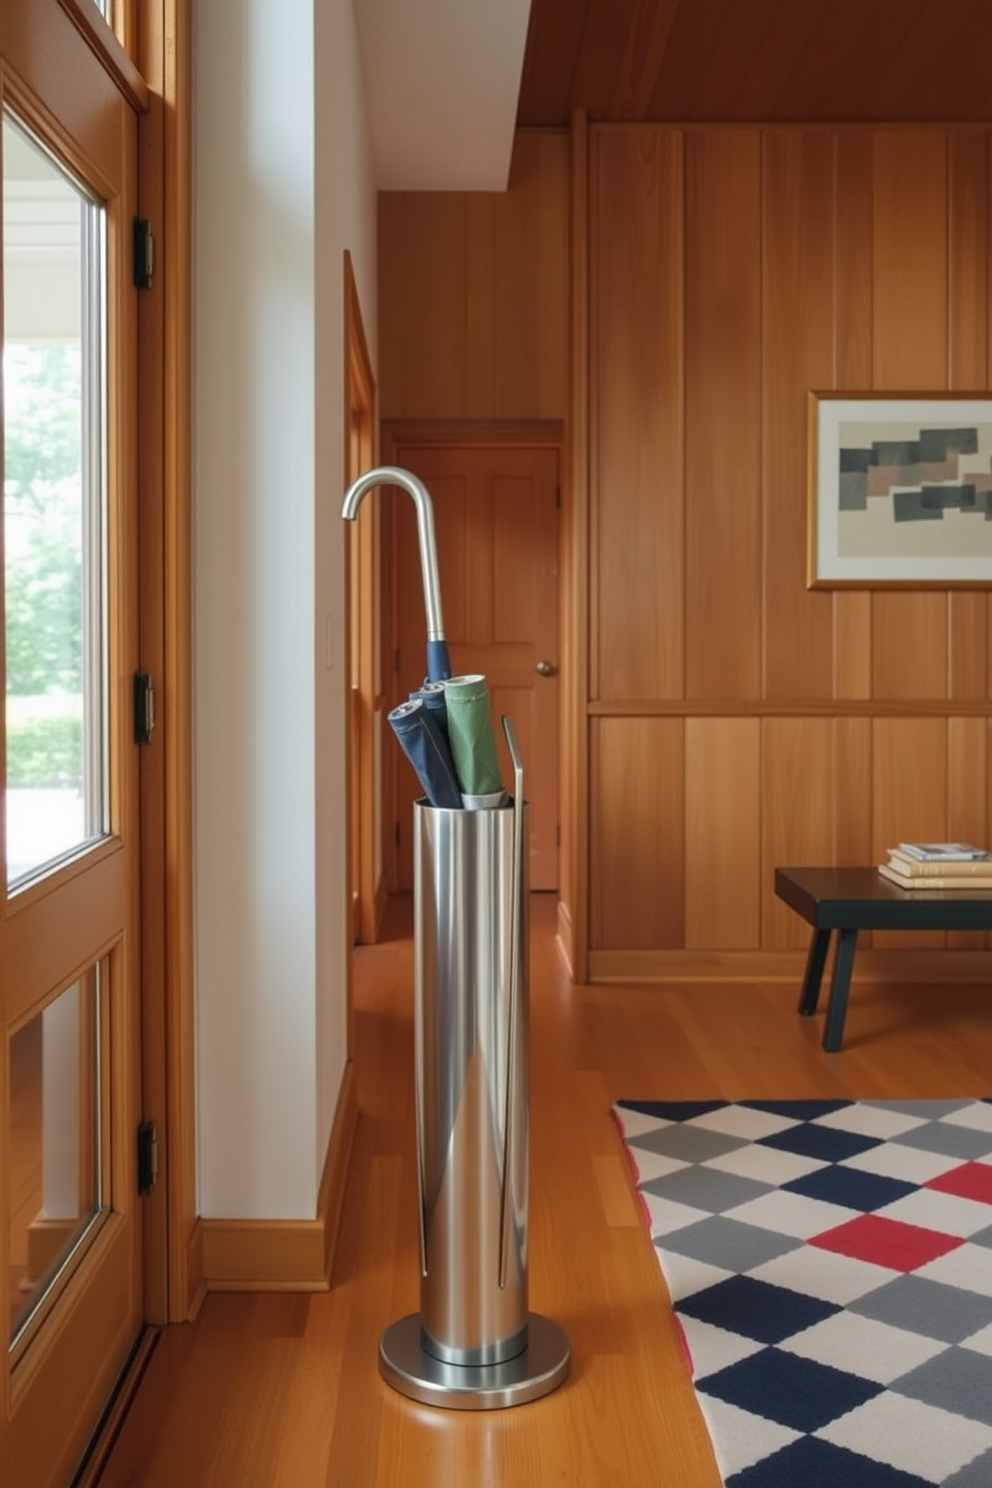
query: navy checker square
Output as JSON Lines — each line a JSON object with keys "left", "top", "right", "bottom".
{"left": 613, "top": 1098, "right": 992, "bottom": 1487}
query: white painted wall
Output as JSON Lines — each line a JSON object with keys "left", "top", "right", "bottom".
{"left": 314, "top": 0, "right": 378, "bottom": 1177}
{"left": 194, "top": 0, "right": 376, "bottom": 1218}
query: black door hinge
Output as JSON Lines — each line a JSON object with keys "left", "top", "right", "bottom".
{"left": 137, "top": 1120, "right": 159, "bottom": 1196}
{"left": 133, "top": 217, "right": 154, "bottom": 289}
{"left": 134, "top": 672, "right": 155, "bottom": 744}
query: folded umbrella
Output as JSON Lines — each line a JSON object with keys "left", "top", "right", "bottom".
{"left": 409, "top": 680, "right": 449, "bottom": 739}
{"left": 443, "top": 674, "right": 504, "bottom": 803}
{"left": 388, "top": 698, "right": 463, "bottom": 810}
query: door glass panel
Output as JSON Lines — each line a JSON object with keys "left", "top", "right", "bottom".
{"left": 7, "top": 965, "right": 106, "bottom": 1348}
{"left": 3, "top": 113, "right": 108, "bottom": 889}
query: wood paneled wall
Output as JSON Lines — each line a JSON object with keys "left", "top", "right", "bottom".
{"left": 378, "top": 133, "right": 568, "bottom": 422}
{"left": 588, "top": 123, "right": 992, "bottom": 974}
{"left": 378, "top": 123, "right": 992, "bottom": 979}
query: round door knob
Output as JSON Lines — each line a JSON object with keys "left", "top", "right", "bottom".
{"left": 536, "top": 660, "right": 556, "bottom": 677}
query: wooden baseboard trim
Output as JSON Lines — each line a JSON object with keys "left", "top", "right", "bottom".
{"left": 200, "top": 1217, "right": 329, "bottom": 1292}
{"left": 320, "top": 1058, "right": 358, "bottom": 1280}
{"left": 200, "top": 1059, "right": 358, "bottom": 1292}
{"left": 184, "top": 1219, "right": 206, "bottom": 1319}
{"left": 587, "top": 948, "right": 992, "bottom": 984}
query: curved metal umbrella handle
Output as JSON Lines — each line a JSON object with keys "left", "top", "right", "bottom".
{"left": 341, "top": 465, "right": 451, "bottom": 681}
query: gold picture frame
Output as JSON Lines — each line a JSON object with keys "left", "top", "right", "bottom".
{"left": 807, "top": 392, "right": 992, "bottom": 588}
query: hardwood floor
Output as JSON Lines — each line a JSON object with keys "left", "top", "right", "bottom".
{"left": 95, "top": 895, "right": 992, "bottom": 1487}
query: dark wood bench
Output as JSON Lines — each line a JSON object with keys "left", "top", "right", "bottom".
{"left": 775, "top": 866, "right": 992, "bottom": 1051}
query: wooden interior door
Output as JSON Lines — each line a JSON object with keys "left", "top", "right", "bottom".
{"left": 0, "top": 7, "right": 145, "bottom": 1484}
{"left": 391, "top": 441, "right": 560, "bottom": 891}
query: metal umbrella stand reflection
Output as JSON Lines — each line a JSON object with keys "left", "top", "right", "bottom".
{"left": 341, "top": 468, "right": 569, "bottom": 1409}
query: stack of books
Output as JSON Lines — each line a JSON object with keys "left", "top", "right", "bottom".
{"left": 879, "top": 842, "right": 992, "bottom": 890}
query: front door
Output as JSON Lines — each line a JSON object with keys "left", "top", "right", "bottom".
{"left": 391, "top": 441, "right": 560, "bottom": 892}
{"left": 1, "top": 7, "right": 144, "bottom": 1485}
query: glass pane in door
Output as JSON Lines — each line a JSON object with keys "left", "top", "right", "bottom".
{"left": 7, "top": 965, "right": 106, "bottom": 1348}
{"left": 3, "top": 113, "right": 108, "bottom": 888}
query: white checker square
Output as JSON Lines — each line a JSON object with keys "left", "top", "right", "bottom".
{"left": 747, "top": 1245, "right": 894, "bottom": 1307}
{"left": 841, "top": 1142, "right": 962, "bottom": 1185}
{"left": 726, "top": 1189, "right": 859, "bottom": 1240}
{"left": 876, "top": 1186, "right": 992, "bottom": 1239}
{"left": 615, "top": 1108, "right": 673, "bottom": 1140}
{"left": 962, "top": 1321, "right": 992, "bottom": 1357}
{"left": 684, "top": 1105, "right": 800, "bottom": 1141}
{"left": 696, "top": 1394, "right": 800, "bottom": 1480}
{"left": 641, "top": 1192, "right": 710, "bottom": 1239}
{"left": 813, "top": 1105, "right": 930, "bottom": 1140}
{"left": 817, "top": 1390, "right": 992, "bottom": 1482}
{"left": 915, "top": 1240, "right": 992, "bottom": 1298}
{"left": 704, "top": 1143, "right": 826, "bottom": 1187}
{"left": 941, "top": 1103, "right": 992, "bottom": 1136}
{"left": 678, "top": 1314, "right": 765, "bottom": 1381}
{"left": 627, "top": 1147, "right": 690, "bottom": 1185}
{"left": 779, "top": 1310, "right": 948, "bottom": 1384}
{"left": 661, "top": 1248, "right": 733, "bottom": 1304}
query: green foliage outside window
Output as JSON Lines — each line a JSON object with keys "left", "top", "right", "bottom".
{"left": 4, "top": 343, "right": 84, "bottom": 788}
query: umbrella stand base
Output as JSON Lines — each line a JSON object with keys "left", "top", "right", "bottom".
{"left": 379, "top": 1312, "right": 570, "bottom": 1411}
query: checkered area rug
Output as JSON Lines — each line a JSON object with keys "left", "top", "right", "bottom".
{"left": 613, "top": 1098, "right": 992, "bottom": 1487}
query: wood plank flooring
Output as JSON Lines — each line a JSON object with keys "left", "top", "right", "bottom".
{"left": 95, "top": 895, "right": 992, "bottom": 1488}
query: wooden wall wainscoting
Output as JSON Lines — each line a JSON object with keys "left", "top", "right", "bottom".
{"left": 377, "top": 122, "right": 992, "bottom": 981}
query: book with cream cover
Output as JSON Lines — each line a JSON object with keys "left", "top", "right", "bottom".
{"left": 879, "top": 863, "right": 992, "bottom": 891}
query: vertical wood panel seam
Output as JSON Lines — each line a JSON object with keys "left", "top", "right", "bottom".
{"left": 767, "top": 127, "right": 773, "bottom": 708}
{"left": 571, "top": 109, "right": 591, "bottom": 980}
{"left": 678, "top": 129, "right": 687, "bottom": 934}
{"left": 945, "top": 129, "right": 952, "bottom": 389}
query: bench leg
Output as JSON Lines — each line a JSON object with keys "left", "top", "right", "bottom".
{"left": 797, "top": 928, "right": 831, "bottom": 1016}
{"left": 822, "top": 928, "right": 858, "bottom": 1052}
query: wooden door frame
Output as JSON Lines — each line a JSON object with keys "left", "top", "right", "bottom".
{"left": 380, "top": 420, "right": 565, "bottom": 900}
{"left": 344, "top": 254, "right": 378, "bottom": 968}
{"left": 132, "top": 0, "right": 197, "bottom": 1323}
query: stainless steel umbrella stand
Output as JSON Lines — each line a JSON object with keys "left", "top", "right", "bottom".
{"left": 341, "top": 471, "right": 570, "bottom": 1409}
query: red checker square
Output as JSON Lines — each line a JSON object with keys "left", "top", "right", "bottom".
{"left": 925, "top": 1161, "right": 992, "bottom": 1207}
{"left": 808, "top": 1212, "right": 964, "bottom": 1272}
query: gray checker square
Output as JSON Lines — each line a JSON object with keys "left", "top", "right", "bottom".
{"left": 629, "top": 1125, "right": 749, "bottom": 1166}
{"left": 891, "top": 1121, "right": 992, "bottom": 1161}
{"left": 869, "top": 1099, "right": 984, "bottom": 1121}
{"left": 655, "top": 1214, "right": 803, "bottom": 1273}
{"left": 893, "top": 1346, "right": 992, "bottom": 1427}
{"left": 640, "top": 1165, "right": 773, "bottom": 1215}
{"left": 944, "top": 1446, "right": 992, "bottom": 1487}
{"left": 850, "top": 1274, "right": 992, "bottom": 1345}
{"left": 968, "top": 1223, "right": 992, "bottom": 1251}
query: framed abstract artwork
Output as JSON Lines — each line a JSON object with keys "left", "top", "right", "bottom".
{"left": 807, "top": 393, "right": 992, "bottom": 587}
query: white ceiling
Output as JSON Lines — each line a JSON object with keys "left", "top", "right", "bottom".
{"left": 353, "top": 0, "right": 531, "bottom": 192}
